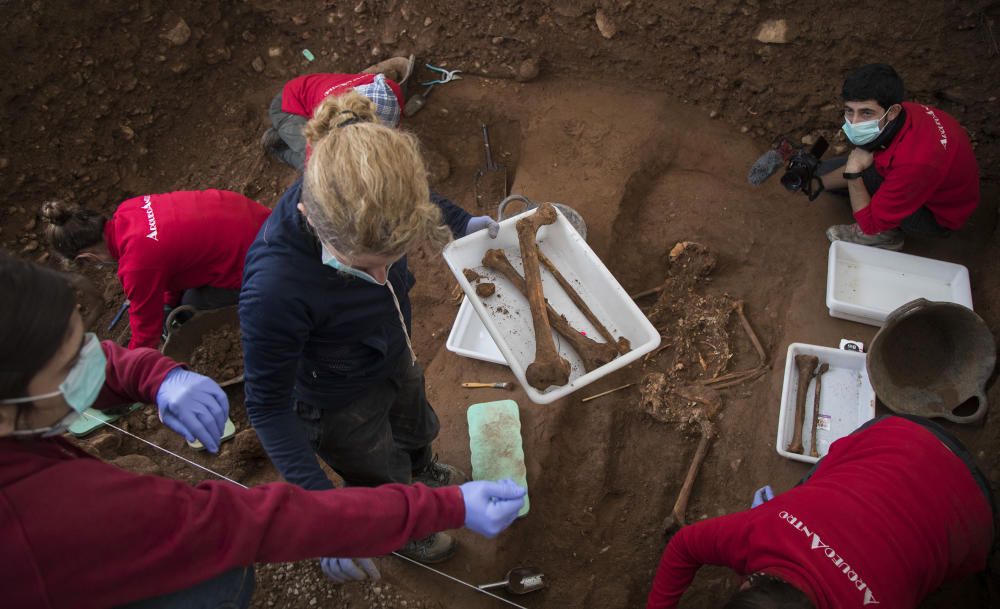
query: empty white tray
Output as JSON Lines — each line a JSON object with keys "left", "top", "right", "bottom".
{"left": 776, "top": 343, "right": 876, "bottom": 464}
{"left": 826, "top": 241, "right": 973, "bottom": 326}
{"left": 446, "top": 297, "right": 507, "bottom": 366}
{"left": 443, "top": 206, "right": 660, "bottom": 404}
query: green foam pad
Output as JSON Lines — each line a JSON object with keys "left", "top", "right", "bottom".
{"left": 467, "top": 400, "right": 529, "bottom": 517}
{"left": 187, "top": 418, "right": 237, "bottom": 451}
{"left": 69, "top": 403, "right": 142, "bottom": 438}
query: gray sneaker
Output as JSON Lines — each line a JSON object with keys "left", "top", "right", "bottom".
{"left": 412, "top": 455, "right": 467, "bottom": 487}
{"left": 397, "top": 532, "right": 457, "bottom": 564}
{"left": 826, "top": 223, "right": 904, "bottom": 251}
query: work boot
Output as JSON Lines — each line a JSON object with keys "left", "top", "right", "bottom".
{"left": 397, "top": 532, "right": 458, "bottom": 564}
{"left": 260, "top": 127, "right": 285, "bottom": 153}
{"left": 412, "top": 455, "right": 467, "bottom": 488}
{"left": 826, "top": 223, "right": 904, "bottom": 251}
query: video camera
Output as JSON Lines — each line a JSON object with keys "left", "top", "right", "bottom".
{"left": 780, "top": 137, "right": 828, "bottom": 201}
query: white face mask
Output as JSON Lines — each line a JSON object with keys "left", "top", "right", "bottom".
{"left": 2, "top": 333, "right": 106, "bottom": 437}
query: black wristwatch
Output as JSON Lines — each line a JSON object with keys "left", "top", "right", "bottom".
{"left": 842, "top": 171, "right": 864, "bottom": 180}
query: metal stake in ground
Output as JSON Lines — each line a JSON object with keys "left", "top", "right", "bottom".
{"left": 475, "top": 123, "right": 508, "bottom": 213}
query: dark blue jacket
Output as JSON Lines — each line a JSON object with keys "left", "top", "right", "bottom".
{"left": 240, "top": 179, "right": 471, "bottom": 490}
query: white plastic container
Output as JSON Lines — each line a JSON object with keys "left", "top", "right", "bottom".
{"left": 826, "top": 241, "right": 973, "bottom": 326}
{"left": 446, "top": 297, "right": 507, "bottom": 366}
{"left": 443, "top": 206, "right": 660, "bottom": 404}
{"left": 775, "top": 343, "right": 876, "bottom": 464}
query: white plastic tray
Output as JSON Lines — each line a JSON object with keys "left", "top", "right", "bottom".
{"left": 776, "top": 343, "right": 876, "bottom": 464}
{"left": 826, "top": 241, "right": 973, "bottom": 326}
{"left": 446, "top": 297, "right": 507, "bottom": 366}
{"left": 443, "top": 206, "right": 660, "bottom": 404}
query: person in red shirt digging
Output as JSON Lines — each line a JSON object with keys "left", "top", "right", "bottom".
{"left": 262, "top": 55, "right": 414, "bottom": 171}
{"left": 647, "top": 415, "right": 995, "bottom": 609}
{"left": 40, "top": 190, "right": 271, "bottom": 350}
{"left": 817, "top": 64, "right": 980, "bottom": 251}
{"left": 0, "top": 254, "right": 526, "bottom": 609}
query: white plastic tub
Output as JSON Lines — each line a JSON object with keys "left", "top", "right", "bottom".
{"left": 826, "top": 241, "right": 973, "bottom": 326}
{"left": 446, "top": 297, "right": 507, "bottom": 366}
{"left": 443, "top": 206, "right": 660, "bottom": 404}
{"left": 775, "top": 343, "right": 876, "bottom": 464}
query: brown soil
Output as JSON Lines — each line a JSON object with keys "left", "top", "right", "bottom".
{"left": 3, "top": 2, "right": 1000, "bottom": 608}
{"left": 190, "top": 326, "right": 244, "bottom": 381}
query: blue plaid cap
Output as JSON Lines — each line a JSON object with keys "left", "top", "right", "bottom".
{"left": 354, "top": 74, "right": 401, "bottom": 128}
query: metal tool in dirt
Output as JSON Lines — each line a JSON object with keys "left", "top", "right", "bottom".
{"left": 462, "top": 381, "right": 514, "bottom": 390}
{"left": 474, "top": 123, "right": 509, "bottom": 213}
{"left": 497, "top": 194, "right": 587, "bottom": 240}
{"left": 403, "top": 63, "right": 462, "bottom": 117}
{"left": 868, "top": 298, "right": 996, "bottom": 424}
{"left": 108, "top": 299, "right": 130, "bottom": 331}
{"left": 478, "top": 567, "right": 546, "bottom": 595}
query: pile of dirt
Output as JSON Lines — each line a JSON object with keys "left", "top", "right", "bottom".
{"left": 189, "top": 326, "right": 244, "bottom": 381}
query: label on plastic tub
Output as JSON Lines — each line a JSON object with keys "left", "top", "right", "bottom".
{"left": 840, "top": 339, "right": 865, "bottom": 352}
{"left": 817, "top": 414, "right": 832, "bottom": 431}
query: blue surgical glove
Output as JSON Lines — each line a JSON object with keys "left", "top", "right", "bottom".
{"left": 465, "top": 215, "right": 500, "bottom": 238}
{"left": 460, "top": 479, "right": 526, "bottom": 538}
{"left": 751, "top": 485, "right": 775, "bottom": 508}
{"left": 320, "top": 557, "right": 381, "bottom": 584}
{"left": 155, "top": 368, "right": 229, "bottom": 453}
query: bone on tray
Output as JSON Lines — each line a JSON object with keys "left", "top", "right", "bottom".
{"left": 536, "top": 249, "right": 630, "bottom": 355}
{"left": 481, "top": 248, "right": 619, "bottom": 372}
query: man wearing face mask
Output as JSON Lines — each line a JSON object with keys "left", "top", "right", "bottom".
{"left": 816, "top": 64, "right": 980, "bottom": 250}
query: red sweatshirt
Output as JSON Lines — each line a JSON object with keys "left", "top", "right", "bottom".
{"left": 104, "top": 190, "right": 271, "bottom": 349}
{"left": 281, "top": 72, "right": 404, "bottom": 118}
{"left": 648, "top": 418, "right": 992, "bottom": 609}
{"left": 855, "top": 102, "right": 979, "bottom": 234}
{"left": 0, "top": 341, "right": 465, "bottom": 609}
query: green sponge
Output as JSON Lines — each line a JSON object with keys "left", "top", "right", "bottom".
{"left": 467, "top": 400, "right": 529, "bottom": 517}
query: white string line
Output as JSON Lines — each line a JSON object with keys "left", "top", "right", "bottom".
{"left": 82, "top": 412, "right": 531, "bottom": 609}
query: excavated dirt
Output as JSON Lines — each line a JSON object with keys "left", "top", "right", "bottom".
{"left": 190, "top": 326, "right": 244, "bottom": 381}
{"left": 3, "top": 1, "right": 1000, "bottom": 608}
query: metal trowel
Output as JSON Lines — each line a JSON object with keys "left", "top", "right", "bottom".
{"left": 474, "top": 123, "right": 508, "bottom": 213}
{"left": 478, "top": 567, "right": 546, "bottom": 595}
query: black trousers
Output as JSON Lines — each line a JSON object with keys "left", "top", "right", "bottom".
{"left": 294, "top": 351, "right": 439, "bottom": 487}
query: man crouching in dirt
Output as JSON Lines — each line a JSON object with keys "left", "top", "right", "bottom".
{"left": 261, "top": 56, "right": 412, "bottom": 171}
{"left": 817, "top": 64, "right": 980, "bottom": 251}
{"left": 646, "top": 415, "right": 995, "bottom": 609}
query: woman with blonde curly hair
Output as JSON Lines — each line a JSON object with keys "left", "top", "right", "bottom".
{"left": 240, "top": 91, "right": 502, "bottom": 581}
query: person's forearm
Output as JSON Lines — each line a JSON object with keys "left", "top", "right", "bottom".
{"left": 847, "top": 178, "right": 871, "bottom": 214}
{"left": 247, "top": 401, "right": 335, "bottom": 491}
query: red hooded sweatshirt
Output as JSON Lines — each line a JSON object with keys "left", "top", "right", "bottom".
{"left": 855, "top": 102, "right": 979, "bottom": 234}
{"left": 0, "top": 341, "right": 465, "bottom": 609}
{"left": 647, "top": 417, "right": 992, "bottom": 609}
{"left": 281, "top": 72, "right": 404, "bottom": 118}
{"left": 104, "top": 190, "right": 270, "bottom": 349}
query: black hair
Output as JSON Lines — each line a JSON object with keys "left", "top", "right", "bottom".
{"left": 0, "top": 253, "right": 76, "bottom": 401}
{"left": 723, "top": 575, "right": 815, "bottom": 609}
{"left": 841, "top": 64, "right": 905, "bottom": 111}
{"left": 39, "top": 200, "right": 108, "bottom": 260}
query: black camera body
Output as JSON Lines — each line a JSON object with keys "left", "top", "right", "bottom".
{"left": 780, "top": 137, "right": 829, "bottom": 201}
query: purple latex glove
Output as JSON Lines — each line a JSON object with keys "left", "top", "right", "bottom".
{"left": 155, "top": 368, "right": 229, "bottom": 453}
{"left": 460, "top": 479, "right": 526, "bottom": 538}
{"left": 751, "top": 485, "right": 775, "bottom": 508}
{"left": 465, "top": 216, "right": 500, "bottom": 238}
{"left": 320, "top": 557, "right": 380, "bottom": 584}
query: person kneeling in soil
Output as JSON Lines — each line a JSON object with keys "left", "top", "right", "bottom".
{"left": 0, "top": 254, "right": 526, "bottom": 609}
{"left": 646, "top": 415, "right": 995, "bottom": 609}
{"left": 240, "top": 91, "right": 501, "bottom": 576}
{"left": 816, "top": 63, "right": 979, "bottom": 251}
{"left": 41, "top": 189, "right": 271, "bottom": 350}
{"left": 261, "top": 55, "right": 413, "bottom": 171}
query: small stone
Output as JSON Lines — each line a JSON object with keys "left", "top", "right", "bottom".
{"left": 291, "top": 14, "right": 308, "bottom": 25}
{"left": 423, "top": 16, "right": 433, "bottom": 26}
{"left": 268, "top": 46, "right": 283, "bottom": 57}
{"left": 21, "top": 240, "right": 39, "bottom": 253}
{"left": 756, "top": 19, "right": 790, "bottom": 44}
{"left": 170, "top": 62, "right": 190, "bottom": 74}
{"left": 595, "top": 10, "right": 618, "bottom": 39}
{"left": 801, "top": 134, "right": 817, "bottom": 146}
{"left": 708, "top": 109, "right": 719, "bottom": 119}
{"left": 120, "top": 125, "right": 135, "bottom": 140}
{"left": 515, "top": 57, "right": 540, "bottom": 82}
{"left": 161, "top": 17, "right": 191, "bottom": 46}
{"left": 251, "top": 56, "right": 265, "bottom": 72}
{"left": 740, "top": 125, "right": 750, "bottom": 133}
{"left": 476, "top": 283, "right": 496, "bottom": 297}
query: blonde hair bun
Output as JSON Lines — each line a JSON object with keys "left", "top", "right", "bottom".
{"left": 305, "top": 91, "right": 378, "bottom": 144}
